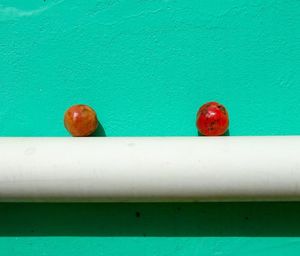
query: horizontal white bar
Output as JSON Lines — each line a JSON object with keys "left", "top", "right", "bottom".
{"left": 0, "top": 136, "right": 299, "bottom": 202}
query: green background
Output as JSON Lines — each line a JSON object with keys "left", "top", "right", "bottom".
{"left": 0, "top": 0, "right": 299, "bottom": 255}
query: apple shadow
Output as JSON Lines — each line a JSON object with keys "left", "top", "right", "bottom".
{"left": 197, "top": 129, "right": 230, "bottom": 136}
{"left": 91, "top": 122, "right": 106, "bottom": 137}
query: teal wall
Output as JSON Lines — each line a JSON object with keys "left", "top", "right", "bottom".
{"left": 0, "top": 0, "right": 299, "bottom": 255}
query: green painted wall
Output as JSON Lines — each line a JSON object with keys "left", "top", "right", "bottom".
{"left": 0, "top": 0, "right": 299, "bottom": 255}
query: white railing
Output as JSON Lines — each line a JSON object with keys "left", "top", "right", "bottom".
{"left": 0, "top": 136, "right": 299, "bottom": 202}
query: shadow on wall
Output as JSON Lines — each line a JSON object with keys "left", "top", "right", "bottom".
{"left": 91, "top": 122, "right": 106, "bottom": 137}
{"left": 198, "top": 129, "right": 230, "bottom": 136}
{"left": 0, "top": 202, "right": 300, "bottom": 237}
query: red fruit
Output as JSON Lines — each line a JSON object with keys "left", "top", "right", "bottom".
{"left": 196, "top": 102, "right": 229, "bottom": 136}
{"left": 64, "top": 104, "right": 98, "bottom": 137}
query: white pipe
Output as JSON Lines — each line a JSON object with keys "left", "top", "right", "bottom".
{"left": 0, "top": 136, "right": 299, "bottom": 202}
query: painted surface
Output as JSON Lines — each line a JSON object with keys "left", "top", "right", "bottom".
{"left": 0, "top": 0, "right": 299, "bottom": 255}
